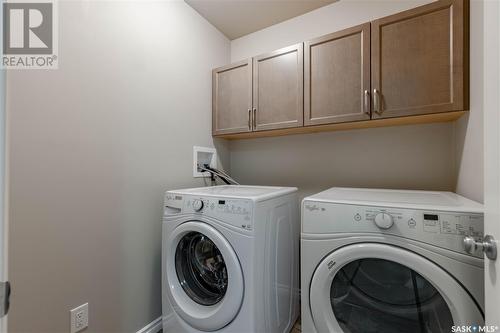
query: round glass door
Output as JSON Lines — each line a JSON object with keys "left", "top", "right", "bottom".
{"left": 165, "top": 221, "right": 244, "bottom": 331}
{"left": 309, "top": 243, "right": 483, "bottom": 333}
{"left": 331, "top": 258, "right": 453, "bottom": 333}
{"left": 175, "top": 231, "right": 228, "bottom": 306}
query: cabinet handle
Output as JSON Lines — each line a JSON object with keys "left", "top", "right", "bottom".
{"left": 253, "top": 108, "right": 257, "bottom": 129}
{"left": 364, "top": 90, "right": 370, "bottom": 115}
{"left": 248, "top": 109, "right": 252, "bottom": 130}
{"left": 373, "top": 89, "right": 382, "bottom": 115}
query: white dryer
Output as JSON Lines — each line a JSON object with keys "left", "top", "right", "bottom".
{"left": 162, "top": 185, "right": 300, "bottom": 333}
{"left": 301, "top": 187, "right": 484, "bottom": 333}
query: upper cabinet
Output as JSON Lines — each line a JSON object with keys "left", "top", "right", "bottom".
{"left": 304, "top": 23, "right": 371, "bottom": 125}
{"left": 371, "top": 0, "right": 467, "bottom": 118}
{"left": 212, "top": 0, "right": 468, "bottom": 139}
{"left": 253, "top": 44, "right": 304, "bottom": 131}
{"left": 212, "top": 59, "right": 252, "bottom": 135}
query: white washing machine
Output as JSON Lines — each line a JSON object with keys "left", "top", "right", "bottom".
{"left": 301, "top": 187, "right": 484, "bottom": 333}
{"left": 162, "top": 185, "right": 300, "bottom": 333}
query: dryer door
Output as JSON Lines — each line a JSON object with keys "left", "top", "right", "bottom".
{"left": 166, "top": 221, "right": 244, "bottom": 331}
{"left": 309, "top": 243, "right": 483, "bottom": 333}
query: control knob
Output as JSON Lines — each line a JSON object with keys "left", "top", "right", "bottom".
{"left": 374, "top": 212, "right": 394, "bottom": 229}
{"left": 193, "top": 199, "right": 204, "bottom": 212}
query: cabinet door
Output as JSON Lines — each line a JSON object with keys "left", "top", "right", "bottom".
{"left": 253, "top": 44, "right": 303, "bottom": 131}
{"left": 305, "top": 23, "right": 371, "bottom": 125}
{"left": 371, "top": 0, "right": 467, "bottom": 119}
{"left": 212, "top": 60, "right": 252, "bottom": 135}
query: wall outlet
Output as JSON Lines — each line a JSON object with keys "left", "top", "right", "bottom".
{"left": 193, "top": 146, "right": 217, "bottom": 178}
{"left": 70, "top": 303, "right": 88, "bottom": 333}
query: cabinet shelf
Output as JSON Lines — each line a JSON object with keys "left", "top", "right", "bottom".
{"left": 214, "top": 111, "right": 466, "bottom": 140}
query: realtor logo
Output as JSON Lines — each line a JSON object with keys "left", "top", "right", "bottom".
{"left": 2, "top": 1, "right": 58, "bottom": 69}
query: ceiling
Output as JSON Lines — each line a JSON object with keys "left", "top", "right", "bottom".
{"left": 185, "top": 0, "right": 337, "bottom": 40}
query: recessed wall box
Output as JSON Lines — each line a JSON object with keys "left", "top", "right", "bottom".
{"left": 193, "top": 146, "right": 217, "bottom": 178}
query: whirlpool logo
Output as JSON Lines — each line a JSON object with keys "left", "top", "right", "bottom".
{"left": 452, "top": 325, "right": 499, "bottom": 333}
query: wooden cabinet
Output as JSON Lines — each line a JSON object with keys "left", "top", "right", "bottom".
{"left": 304, "top": 23, "right": 371, "bottom": 125}
{"left": 212, "top": 0, "right": 469, "bottom": 139}
{"left": 212, "top": 44, "right": 304, "bottom": 135}
{"left": 371, "top": 0, "right": 467, "bottom": 119}
{"left": 253, "top": 44, "right": 304, "bottom": 131}
{"left": 212, "top": 59, "right": 252, "bottom": 135}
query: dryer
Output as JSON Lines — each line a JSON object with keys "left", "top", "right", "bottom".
{"left": 301, "top": 187, "right": 484, "bottom": 333}
{"left": 162, "top": 185, "right": 300, "bottom": 333}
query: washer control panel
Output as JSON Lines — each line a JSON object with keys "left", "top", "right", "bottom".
{"left": 303, "top": 201, "right": 484, "bottom": 258}
{"left": 164, "top": 193, "right": 253, "bottom": 231}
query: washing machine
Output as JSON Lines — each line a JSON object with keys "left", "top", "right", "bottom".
{"left": 162, "top": 185, "right": 300, "bottom": 333}
{"left": 301, "top": 187, "right": 484, "bottom": 333}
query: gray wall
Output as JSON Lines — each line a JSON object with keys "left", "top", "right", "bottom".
{"left": 6, "top": 1, "right": 229, "bottom": 332}
{"left": 454, "top": 0, "right": 484, "bottom": 202}
{"left": 230, "top": 0, "right": 434, "bottom": 63}
{"left": 229, "top": 124, "right": 455, "bottom": 199}
{"left": 5, "top": 0, "right": 484, "bottom": 332}
{"left": 229, "top": 0, "right": 483, "bottom": 202}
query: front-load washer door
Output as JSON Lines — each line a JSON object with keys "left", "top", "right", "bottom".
{"left": 309, "top": 243, "right": 483, "bottom": 333}
{"left": 166, "top": 221, "right": 244, "bottom": 331}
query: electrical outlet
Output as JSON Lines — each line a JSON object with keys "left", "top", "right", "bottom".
{"left": 70, "top": 303, "right": 88, "bottom": 333}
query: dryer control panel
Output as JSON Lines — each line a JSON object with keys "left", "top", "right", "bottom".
{"left": 303, "top": 201, "right": 484, "bottom": 258}
{"left": 164, "top": 193, "right": 253, "bottom": 231}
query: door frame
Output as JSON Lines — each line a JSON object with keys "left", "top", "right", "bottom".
{"left": 0, "top": 0, "right": 8, "bottom": 329}
{"left": 309, "top": 243, "right": 483, "bottom": 333}
{"left": 483, "top": 0, "right": 500, "bottom": 324}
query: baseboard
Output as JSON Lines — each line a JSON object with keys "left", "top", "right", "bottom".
{"left": 136, "top": 317, "right": 162, "bottom": 333}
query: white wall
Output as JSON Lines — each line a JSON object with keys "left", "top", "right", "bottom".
{"left": 4, "top": 0, "right": 487, "bottom": 331}
{"left": 6, "top": 1, "right": 229, "bottom": 332}
{"left": 229, "top": 123, "right": 455, "bottom": 199}
{"left": 228, "top": 0, "right": 474, "bottom": 199}
{"left": 231, "top": 0, "right": 433, "bottom": 63}
{"left": 454, "top": 0, "right": 484, "bottom": 203}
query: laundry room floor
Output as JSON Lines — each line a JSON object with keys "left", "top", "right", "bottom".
{"left": 154, "top": 318, "right": 302, "bottom": 333}
{"left": 156, "top": 318, "right": 301, "bottom": 333}
{"left": 292, "top": 318, "right": 301, "bottom": 332}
